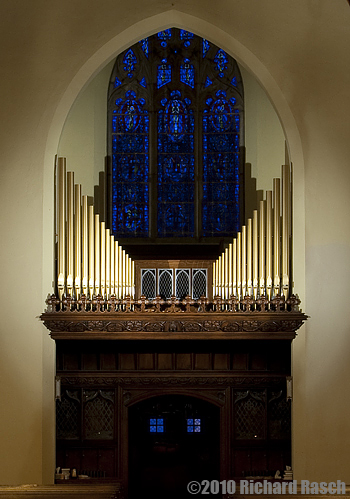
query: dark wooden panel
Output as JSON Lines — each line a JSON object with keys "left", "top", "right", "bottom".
{"left": 119, "top": 353, "right": 136, "bottom": 370}
{"left": 194, "top": 353, "right": 211, "bottom": 370}
{"left": 176, "top": 353, "right": 192, "bottom": 370}
{"left": 251, "top": 449, "right": 267, "bottom": 471}
{"left": 213, "top": 353, "right": 229, "bottom": 370}
{"left": 98, "top": 448, "right": 116, "bottom": 477}
{"left": 157, "top": 353, "right": 173, "bottom": 370}
{"left": 232, "top": 352, "right": 248, "bottom": 370}
{"left": 100, "top": 353, "right": 117, "bottom": 371}
{"left": 233, "top": 449, "right": 251, "bottom": 476}
{"left": 138, "top": 353, "right": 155, "bottom": 370}
{"left": 64, "top": 448, "right": 81, "bottom": 470}
{"left": 250, "top": 352, "right": 267, "bottom": 370}
{"left": 82, "top": 353, "right": 98, "bottom": 371}
{"left": 81, "top": 448, "right": 98, "bottom": 471}
{"left": 63, "top": 353, "right": 79, "bottom": 371}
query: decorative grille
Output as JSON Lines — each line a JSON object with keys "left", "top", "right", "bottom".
{"left": 56, "top": 390, "right": 80, "bottom": 440}
{"left": 83, "top": 390, "right": 114, "bottom": 440}
{"left": 268, "top": 391, "right": 291, "bottom": 440}
{"left": 158, "top": 269, "right": 173, "bottom": 298}
{"left": 192, "top": 269, "right": 207, "bottom": 299}
{"left": 141, "top": 269, "right": 156, "bottom": 298}
{"left": 175, "top": 269, "right": 190, "bottom": 299}
{"left": 234, "top": 391, "right": 265, "bottom": 440}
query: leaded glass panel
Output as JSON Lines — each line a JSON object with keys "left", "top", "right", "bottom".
{"left": 141, "top": 269, "right": 156, "bottom": 298}
{"left": 108, "top": 28, "right": 244, "bottom": 243}
{"left": 158, "top": 269, "right": 173, "bottom": 299}
{"left": 192, "top": 269, "right": 207, "bottom": 299}
{"left": 175, "top": 269, "right": 190, "bottom": 299}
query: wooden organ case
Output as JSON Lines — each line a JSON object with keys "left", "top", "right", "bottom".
{"left": 42, "top": 158, "right": 307, "bottom": 497}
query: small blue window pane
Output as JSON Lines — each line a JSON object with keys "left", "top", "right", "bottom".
{"left": 139, "top": 77, "right": 147, "bottom": 88}
{"left": 187, "top": 419, "right": 194, "bottom": 425}
{"left": 114, "top": 77, "right": 122, "bottom": 88}
{"left": 202, "top": 39, "right": 210, "bottom": 58}
{"left": 139, "top": 38, "right": 149, "bottom": 58}
{"left": 150, "top": 426, "right": 157, "bottom": 432}
{"left": 187, "top": 426, "right": 194, "bottom": 433}
{"left": 180, "top": 59, "right": 194, "bottom": 88}
{"left": 157, "top": 59, "right": 172, "bottom": 88}
{"left": 214, "top": 49, "right": 228, "bottom": 77}
{"left": 150, "top": 419, "right": 156, "bottom": 425}
{"left": 157, "top": 426, "right": 164, "bottom": 433}
{"left": 194, "top": 426, "right": 201, "bottom": 433}
{"left": 195, "top": 419, "right": 201, "bottom": 425}
{"left": 205, "top": 77, "right": 213, "bottom": 88}
{"left": 158, "top": 29, "right": 172, "bottom": 47}
{"left": 123, "top": 49, "right": 137, "bottom": 78}
{"left": 157, "top": 418, "right": 164, "bottom": 425}
{"left": 231, "top": 76, "right": 237, "bottom": 87}
{"left": 180, "top": 30, "right": 194, "bottom": 47}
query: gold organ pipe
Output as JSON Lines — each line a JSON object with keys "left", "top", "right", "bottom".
{"left": 67, "top": 172, "right": 74, "bottom": 296}
{"left": 128, "top": 254, "right": 132, "bottom": 296}
{"left": 224, "top": 247, "right": 229, "bottom": 299}
{"left": 241, "top": 226, "right": 247, "bottom": 297}
{"left": 266, "top": 191, "right": 273, "bottom": 300}
{"left": 221, "top": 251, "right": 226, "bottom": 301}
{"left": 122, "top": 249, "right": 126, "bottom": 298}
{"left": 94, "top": 214, "right": 100, "bottom": 296}
{"left": 282, "top": 165, "right": 290, "bottom": 299}
{"left": 213, "top": 261, "right": 216, "bottom": 297}
{"left": 88, "top": 206, "right": 94, "bottom": 298}
{"left": 247, "top": 218, "right": 252, "bottom": 296}
{"left": 118, "top": 245, "right": 122, "bottom": 299}
{"left": 228, "top": 243, "right": 233, "bottom": 296}
{"left": 232, "top": 239, "right": 237, "bottom": 297}
{"left": 57, "top": 158, "right": 66, "bottom": 301}
{"left": 273, "top": 178, "right": 281, "bottom": 296}
{"left": 82, "top": 196, "right": 88, "bottom": 296}
{"left": 253, "top": 210, "right": 258, "bottom": 299}
{"left": 259, "top": 200, "right": 266, "bottom": 296}
{"left": 237, "top": 232, "right": 241, "bottom": 299}
{"left": 218, "top": 255, "right": 222, "bottom": 298}
{"left": 106, "top": 228, "right": 111, "bottom": 298}
{"left": 132, "top": 260, "right": 135, "bottom": 298}
{"left": 100, "top": 221, "right": 106, "bottom": 298}
{"left": 74, "top": 184, "right": 82, "bottom": 299}
{"left": 110, "top": 235, "right": 115, "bottom": 296}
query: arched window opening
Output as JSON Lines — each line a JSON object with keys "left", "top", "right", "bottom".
{"left": 107, "top": 28, "right": 244, "bottom": 254}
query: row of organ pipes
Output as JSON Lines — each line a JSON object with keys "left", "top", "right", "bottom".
{"left": 213, "top": 165, "right": 292, "bottom": 301}
{"left": 56, "top": 157, "right": 135, "bottom": 302}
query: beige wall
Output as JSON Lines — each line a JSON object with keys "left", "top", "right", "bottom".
{"left": 0, "top": 0, "right": 350, "bottom": 486}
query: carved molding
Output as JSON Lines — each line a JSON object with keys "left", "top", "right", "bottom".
{"left": 43, "top": 317, "right": 305, "bottom": 334}
{"left": 59, "top": 376, "right": 285, "bottom": 388}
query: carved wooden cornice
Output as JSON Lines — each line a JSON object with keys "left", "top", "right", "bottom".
{"left": 58, "top": 374, "right": 286, "bottom": 388}
{"left": 41, "top": 294, "right": 307, "bottom": 340}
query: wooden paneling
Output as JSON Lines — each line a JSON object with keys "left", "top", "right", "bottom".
{"left": 138, "top": 353, "right": 155, "bottom": 370}
{"left": 157, "top": 353, "right": 173, "bottom": 370}
{"left": 175, "top": 353, "right": 192, "bottom": 370}
{"left": 213, "top": 353, "right": 229, "bottom": 370}
{"left": 119, "top": 353, "right": 135, "bottom": 370}
{"left": 194, "top": 353, "right": 211, "bottom": 370}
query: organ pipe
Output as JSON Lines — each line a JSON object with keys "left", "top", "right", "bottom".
{"left": 213, "top": 165, "right": 292, "bottom": 302}
{"left": 55, "top": 158, "right": 134, "bottom": 305}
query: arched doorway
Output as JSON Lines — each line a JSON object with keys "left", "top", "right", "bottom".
{"left": 128, "top": 394, "right": 220, "bottom": 498}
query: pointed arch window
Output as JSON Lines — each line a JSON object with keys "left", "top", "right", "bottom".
{"left": 107, "top": 29, "right": 244, "bottom": 244}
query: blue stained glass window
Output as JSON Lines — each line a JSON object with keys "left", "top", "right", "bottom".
{"left": 180, "top": 30, "right": 194, "bottom": 47}
{"left": 123, "top": 49, "right": 137, "bottom": 78}
{"left": 202, "top": 90, "right": 240, "bottom": 236}
{"left": 187, "top": 418, "right": 201, "bottom": 433}
{"left": 139, "top": 77, "right": 147, "bottom": 88}
{"left": 202, "top": 39, "right": 210, "bottom": 58}
{"left": 157, "top": 59, "right": 172, "bottom": 88}
{"left": 139, "top": 38, "right": 149, "bottom": 58}
{"left": 111, "top": 90, "right": 149, "bottom": 237}
{"left": 157, "top": 91, "right": 195, "bottom": 237}
{"left": 180, "top": 59, "right": 194, "bottom": 88}
{"left": 231, "top": 76, "right": 237, "bottom": 87}
{"left": 158, "top": 29, "right": 172, "bottom": 47}
{"left": 150, "top": 418, "right": 164, "bottom": 432}
{"left": 214, "top": 49, "right": 228, "bottom": 77}
{"left": 205, "top": 77, "right": 213, "bottom": 88}
{"left": 114, "top": 77, "right": 122, "bottom": 88}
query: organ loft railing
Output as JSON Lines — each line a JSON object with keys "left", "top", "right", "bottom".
{"left": 41, "top": 157, "right": 307, "bottom": 339}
